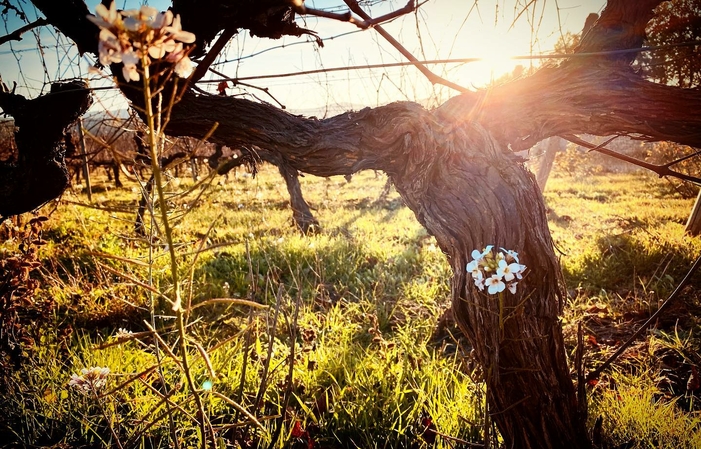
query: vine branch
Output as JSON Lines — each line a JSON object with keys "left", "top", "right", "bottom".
{"left": 189, "top": 26, "right": 237, "bottom": 84}
{"left": 561, "top": 134, "right": 701, "bottom": 185}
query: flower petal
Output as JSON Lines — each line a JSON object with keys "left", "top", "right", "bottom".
{"left": 174, "top": 55, "right": 193, "bottom": 77}
{"left": 148, "top": 44, "right": 167, "bottom": 59}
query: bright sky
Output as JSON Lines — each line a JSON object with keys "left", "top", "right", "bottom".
{"left": 0, "top": 0, "right": 606, "bottom": 116}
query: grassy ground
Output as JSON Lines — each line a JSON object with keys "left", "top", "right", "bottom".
{"left": 1, "top": 162, "right": 700, "bottom": 448}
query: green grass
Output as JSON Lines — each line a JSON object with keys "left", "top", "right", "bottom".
{"left": 1, "top": 163, "right": 701, "bottom": 448}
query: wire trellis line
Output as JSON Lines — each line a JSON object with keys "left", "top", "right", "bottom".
{"left": 197, "top": 40, "right": 701, "bottom": 85}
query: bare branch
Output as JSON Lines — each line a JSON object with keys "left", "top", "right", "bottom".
{"left": 0, "top": 0, "right": 27, "bottom": 21}
{"left": 587, "top": 254, "right": 701, "bottom": 382}
{"left": 0, "top": 18, "right": 48, "bottom": 46}
{"left": 293, "top": 0, "right": 416, "bottom": 30}
{"left": 437, "top": 64, "right": 701, "bottom": 152}
{"left": 576, "top": 0, "right": 663, "bottom": 64}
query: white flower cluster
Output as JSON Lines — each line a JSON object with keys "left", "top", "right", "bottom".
{"left": 466, "top": 246, "right": 526, "bottom": 294}
{"left": 68, "top": 366, "right": 111, "bottom": 393}
{"left": 115, "top": 328, "right": 133, "bottom": 339}
{"left": 88, "top": 2, "right": 196, "bottom": 81}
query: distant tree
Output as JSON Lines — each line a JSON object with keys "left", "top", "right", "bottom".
{"left": 634, "top": 0, "right": 701, "bottom": 234}
{"left": 640, "top": 0, "right": 701, "bottom": 87}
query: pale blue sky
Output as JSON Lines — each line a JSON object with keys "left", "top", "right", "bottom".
{"left": 0, "top": 0, "right": 605, "bottom": 115}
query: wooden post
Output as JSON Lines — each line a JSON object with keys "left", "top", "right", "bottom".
{"left": 77, "top": 118, "right": 92, "bottom": 201}
{"left": 685, "top": 190, "right": 701, "bottom": 236}
{"left": 535, "top": 137, "right": 565, "bottom": 192}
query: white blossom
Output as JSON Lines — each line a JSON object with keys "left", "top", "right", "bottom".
{"left": 501, "top": 248, "right": 520, "bottom": 263}
{"left": 486, "top": 275, "right": 506, "bottom": 294}
{"left": 121, "top": 48, "right": 140, "bottom": 81}
{"left": 497, "top": 259, "right": 522, "bottom": 282}
{"left": 474, "top": 276, "right": 485, "bottom": 291}
{"left": 166, "top": 42, "right": 193, "bottom": 77}
{"left": 115, "top": 328, "right": 133, "bottom": 339}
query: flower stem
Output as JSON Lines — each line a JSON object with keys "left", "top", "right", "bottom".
{"left": 140, "top": 57, "right": 207, "bottom": 449}
{"left": 498, "top": 291, "right": 504, "bottom": 337}
{"left": 94, "top": 389, "right": 124, "bottom": 449}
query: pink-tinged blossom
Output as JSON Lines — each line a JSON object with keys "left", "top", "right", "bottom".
{"left": 87, "top": 1, "right": 196, "bottom": 80}
{"left": 87, "top": 2, "right": 119, "bottom": 29}
{"left": 121, "top": 49, "right": 140, "bottom": 81}
{"left": 165, "top": 14, "right": 196, "bottom": 44}
{"left": 69, "top": 367, "right": 111, "bottom": 393}
{"left": 166, "top": 42, "right": 194, "bottom": 77}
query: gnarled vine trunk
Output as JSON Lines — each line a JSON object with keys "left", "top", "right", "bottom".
{"left": 0, "top": 81, "right": 91, "bottom": 219}
{"left": 391, "top": 123, "right": 587, "bottom": 448}
{"left": 164, "top": 99, "right": 590, "bottom": 447}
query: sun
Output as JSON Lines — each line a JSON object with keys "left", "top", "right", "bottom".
{"left": 467, "top": 40, "right": 523, "bottom": 86}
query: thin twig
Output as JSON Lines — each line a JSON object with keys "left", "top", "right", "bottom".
{"left": 124, "top": 401, "right": 191, "bottom": 449}
{"left": 98, "top": 365, "right": 159, "bottom": 398}
{"left": 663, "top": 147, "right": 701, "bottom": 168}
{"left": 208, "top": 66, "right": 286, "bottom": 108}
{"left": 210, "top": 391, "right": 267, "bottom": 433}
{"left": 143, "top": 321, "right": 185, "bottom": 370}
{"left": 136, "top": 378, "right": 197, "bottom": 421}
{"left": 254, "top": 284, "right": 284, "bottom": 410}
{"left": 575, "top": 322, "right": 587, "bottom": 430}
{"left": 88, "top": 251, "right": 150, "bottom": 267}
{"left": 96, "top": 262, "right": 171, "bottom": 303}
{"left": 437, "top": 430, "right": 483, "bottom": 447}
{"left": 342, "top": 0, "right": 470, "bottom": 93}
{"left": 235, "top": 309, "right": 254, "bottom": 419}
{"left": 185, "top": 214, "right": 222, "bottom": 322}
{"left": 190, "top": 298, "right": 269, "bottom": 310}
{"left": 142, "top": 57, "right": 210, "bottom": 449}
{"left": 267, "top": 291, "right": 301, "bottom": 448}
